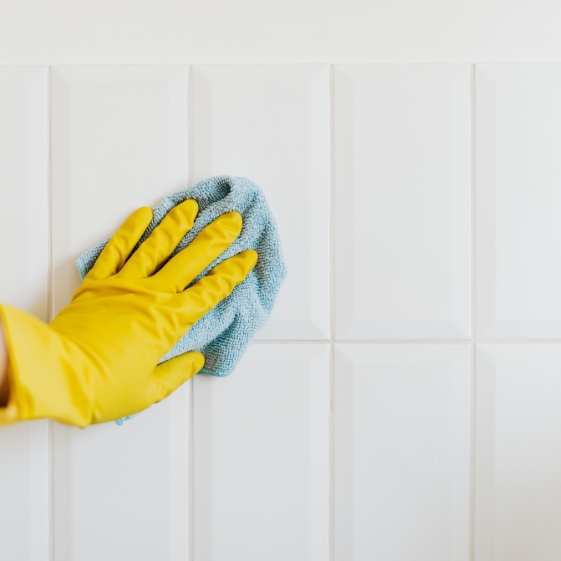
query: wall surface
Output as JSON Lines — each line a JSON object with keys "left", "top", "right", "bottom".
{"left": 2, "top": 61, "right": 561, "bottom": 561}
{"left": 1, "top": 2, "right": 561, "bottom": 561}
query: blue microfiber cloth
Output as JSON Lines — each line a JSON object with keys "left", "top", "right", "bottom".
{"left": 76, "top": 176, "right": 286, "bottom": 423}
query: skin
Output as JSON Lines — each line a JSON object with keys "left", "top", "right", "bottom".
{"left": 0, "top": 320, "right": 8, "bottom": 406}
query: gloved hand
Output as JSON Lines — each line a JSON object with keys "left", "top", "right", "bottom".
{"left": 0, "top": 199, "right": 257, "bottom": 427}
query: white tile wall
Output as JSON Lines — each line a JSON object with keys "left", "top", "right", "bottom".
{"left": 53, "top": 390, "right": 190, "bottom": 561}
{"left": 50, "top": 66, "right": 190, "bottom": 561}
{"left": 192, "top": 65, "right": 330, "bottom": 340}
{"left": 476, "top": 64, "right": 561, "bottom": 339}
{"left": 335, "top": 344, "right": 472, "bottom": 561}
{"left": 51, "top": 65, "right": 189, "bottom": 314}
{"left": 0, "top": 66, "right": 49, "bottom": 561}
{"left": 1, "top": 62, "right": 561, "bottom": 560}
{"left": 193, "top": 344, "right": 329, "bottom": 561}
{"left": 475, "top": 345, "right": 561, "bottom": 561}
{"left": 334, "top": 64, "right": 472, "bottom": 340}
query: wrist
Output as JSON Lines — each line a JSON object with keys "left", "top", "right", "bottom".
{"left": 0, "top": 318, "right": 9, "bottom": 406}
{"left": 0, "top": 304, "right": 94, "bottom": 426}
{"left": 0, "top": 320, "right": 10, "bottom": 407}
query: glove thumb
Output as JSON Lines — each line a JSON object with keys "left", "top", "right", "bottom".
{"left": 150, "top": 351, "right": 205, "bottom": 404}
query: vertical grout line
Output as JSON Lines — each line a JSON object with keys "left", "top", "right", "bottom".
{"left": 329, "top": 342, "right": 335, "bottom": 561}
{"left": 328, "top": 68, "right": 335, "bottom": 345}
{"left": 46, "top": 79, "right": 53, "bottom": 325}
{"left": 188, "top": 64, "right": 194, "bottom": 190}
{"left": 187, "top": 63, "right": 195, "bottom": 561}
{"left": 470, "top": 63, "right": 477, "bottom": 561}
{"left": 470, "top": 65, "right": 477, "bottom": 343}
{"left": 470, "top": 339, "right": 476, "bottom": 561}
{"left": 188, "top": 380, "right": 195, "bottom": 561}
{"left": 46, "top": 64, "right": 55, "bottom": 561}
{"left": 328, "top": 62, "right": 335, "bottom": 561}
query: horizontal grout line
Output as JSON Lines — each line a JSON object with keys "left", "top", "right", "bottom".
{"left": 252, "top": 339, "right": 561, "bottom": 345}
{"left": 252, "top": 340, "right": 332, "bottom": 345}
{"left": 473, "top": 339, "right": 561, "bottom": 344}
{"left": 253, "top": 339, "right": 472, "bottom": 344}
{"left": 335, "top": 340, "right": 472, "bottom": 344}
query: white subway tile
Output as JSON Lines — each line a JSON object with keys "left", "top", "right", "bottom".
{"left": 476, "top": 65, "right": 561, "bottom": 338}
{"left": 193, "top": 344, "right": 329, "bottom": 561}
{"left": 334, "top": 344, "right": 471, "bottom": 561}
{"left": 334, "top": 64, "right": 471, "bottom": 340}
{"left": 192, "top": 65, "right": 330, "bottom": 340}
{"left": 51, "top": 65, "right": 189, "bottom": 315}
{"left": 51, "top": 65, "right": 190, "bottom": 561}
{"left": 475, "top": 344, "right": 561, "bottom": 560}
{"left": 0, "top": 66, "right": 49, "bottom": 561}
{"left": 0, "top": 67, "right": 49, "bottom": 317}
{"left": 53, "top": 386, "right": 190, "bottom": 561}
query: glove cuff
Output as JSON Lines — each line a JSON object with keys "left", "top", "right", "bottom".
{"left": 0, "top": 304, "right": 91, "bottom": 427}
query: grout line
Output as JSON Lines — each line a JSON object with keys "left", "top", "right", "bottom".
{"left": 187, "top": 63, "right": 195, "bottom": 561}
{"left": 328, "top": 63, "right": 335, "bottom": 347}
{"left": 48, "top": 421, "right": 54, "bottom": 561}
{"left": 328, "top": 62, "right": 335, "bottom": 561}
{"left": 471, "top": 64, "right": 477, "bottom": 343}
{"left": 470, "top": 342, "right": 476, "bottom": 561}
{"left": 329, "top": 341, "right": 335, "bottom": 561}
{"left": 187, "top": 64, "right": 194, "bottom": 190}
{"left": 251, "top": 338, "right": 561, "bottom": 345}
{"left": 46, "top": 74, "right": 53, "bottom": 326}
{"left": 189, "top": 381, "right": 195, "bottom": 561}
{"left": 470, "top": 62, "right": 476, "bottom": 561}
{"left": 253, "top": 339, "right": 470, "bottom": 345}
{"left": 472, "top": 339, "right": 561, "bottom": 344}
{"left": 251, "top": 339, "right": 332, "bottom": 344}
{"left": 46, "top": 64, "right": 55, "bottom": 561}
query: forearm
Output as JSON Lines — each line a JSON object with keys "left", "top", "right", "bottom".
{"left": 0, "top": 319, "right": 9, "bottom": 406}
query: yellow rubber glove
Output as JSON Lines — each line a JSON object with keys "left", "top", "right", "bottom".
{"left": 0, "top": 199, "right": 257, "bottom": 427}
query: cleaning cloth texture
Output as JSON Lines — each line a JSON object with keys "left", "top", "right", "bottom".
{"left": 76, "top": 175, "right": 286, "bottom": 379}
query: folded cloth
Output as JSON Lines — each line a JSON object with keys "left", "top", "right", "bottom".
{"left": 76, "top": 176, "right": 286, "bottom": 421}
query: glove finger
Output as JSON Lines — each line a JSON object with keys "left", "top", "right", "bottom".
{"left": 86, "top": 206, "right": 153, "bottom": 280}
{"left": 150, "top": 351, "right": 205, "bottom": 404}
{"left": 119, "top": 199, "right": 199, "bottom": 279}
{"left": 153, "top": 211, "right": 242, "bottom": 292}
{"left": 177, "top": 249, "right": 258, "bottom": 325}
